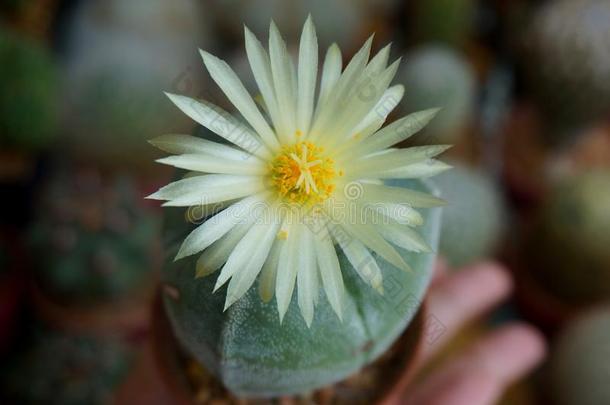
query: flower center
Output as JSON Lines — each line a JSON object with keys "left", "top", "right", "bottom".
{"left": 270, "top": 141, "right": 336, "bottom": 205}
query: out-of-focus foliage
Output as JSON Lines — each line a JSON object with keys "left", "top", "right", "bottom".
{"left": 0, "top": 27, "right": 58, "bottom": 150}
{"left": 29, "top": 167, "right": 160, "bottom": 305}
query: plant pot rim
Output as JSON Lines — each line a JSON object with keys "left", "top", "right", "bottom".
{"left": 131, "top": 290, "right": 428, "bottom": 404}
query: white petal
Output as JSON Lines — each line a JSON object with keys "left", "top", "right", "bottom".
{"left": 175, "top": 193, "right": 266, "bottom": 260}
{"left": 337, "top": 237, "right": 383, "bottom": 293}
{"left": 315, "top": 43, "right": 342, "bottom": 115}
{"left": 365, "top": 43, "right": 391, "bottom": 75}
{"left": 355, "top": 108, "right": 441, "bottom": 156}
{"left": 349, "top": 84, "right": 404, "bottom": 139}
{"left": 258, "top": 237, "right": 283, "bottom": 302}
{"left": 374, "top": 219, "right": 432, "bottom": 253}
{"left": 149, "top": 175, "right": 265, "bottom": 207}
{"left": 296, "top": 16, "right": 318, "bottom": 136}
{"left": 165, "top": 93, "right": 268, "bottom": 158}
{"left": 375, "top": 159, "right": 452, "bottom": 179}
{"left": 244, "top": 27, "right": 281, "bottom": 130}
{"left": 310, "top": 36, "right": 373, "bottom": 141}
{"left": 359, "top": 183, "right": 446, "bottom": 208}
{"left": 148, "top": 134, "right": 255, "bottom": 161}
{"left": 199, "top": 50, "right": 280, "bottom": 151}
{"left": 372, "top": 203, "right": 424, "bottom": 227}
{"left": 297, "top": 226, "right": 317, "bottom": 327}
{"left": 314, "top": 225, "right": 345, "bottom": 320}
{"left": 324, "top": 58, "right": 401, "bottom": 146}
{"left": 222, "top": 212, "right": 281, "bottom": 309}
{"left": 269, "top": 21, "right": 297, "bottom": 143}
{"left": 195, "top": 218, "right": 256, "bottom": 278}
{"left": 156, "top": 153, "right": 266, "bottom": 175}
{"left": 325, "top": 194, "right": 412, "bottom": 271}
{"left": 276, "top": 221, "right": 299, "bottom": 322}
{"left": 346, "top": 145, "right": 451, "bottom": 178}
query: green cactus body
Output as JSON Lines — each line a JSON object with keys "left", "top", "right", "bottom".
{"left": 3, "top": 325, "right": 132, "bottom": 405}
{"left": 397, "top": 46, "right": 476, "bottom": 143}
{"left": 0, "top": 28, "right": 58, "bottom": 150}
{"left": 548, "top": 308, "right": 610, "bottom": 405}
{"left": 528, "top": 170, "right": 610, "bottom": 306}
{"left": 525, "top": 0, "right": 610, "bottom": 145}
{"left": 435, "top": 165, "right": 505, "bottom": 268}
{"left": 410, "top": 0, "right": 476, "bottom": 47}
{"left": 28, "top": 167, "right": 160, "bottom": 304}
{"left": 162, "top": 179, "right": 441, "bottom": 397}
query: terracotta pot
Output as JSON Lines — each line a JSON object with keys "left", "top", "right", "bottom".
{"left": 114, "top": 293, "right": 428, "bottom": 405}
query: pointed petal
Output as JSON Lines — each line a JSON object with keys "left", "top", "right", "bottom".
{"left": 165, "top": 93, "right": 268, "bottom": 158}
{"left": 348, "top": 84, "right": 404, "bottom": 139}
{"left": 276, "top": 221, "right": 299, "bottom": 322}
{"left": 269, "top": 22, "right": 297, "bottom": 143}
{"left": 175, "top": 193, "right": 266, "bottom": 260}
{"left": 258, "top": 237, "right": 283, "bottom": 302}
{"left": 244, "top": 26, "right": 281, "bottom": 130}
{"left": 315, "top": 43, "right": 342, "bottom": 114}
{"left": 296, "top": 16, "right": 318, "bottom": 136}
{"left": 199, "top": 50, "right": 280, "bottom": 150}
{"left": 314, "top": 225, "right": 345, "bottom": 320}
{"left": 148, "top": 134, "right": 255, "bottom": 161}
{"left": 337, "top": 237, "right": 383, "bottom": 293}
{"left": 360, "top": 183, "right": 446, "bottom": 208}
{"left": 195, "top": 218, "right": 255, "bottom": 277}
{"left": 222, "top": 212, "right": 281, "bottom": 309}
{"left": 156, "top": 153, "right": 266, "bottom": 175}
{"left": 375, "top": 159, "right": 452, "bottom": 179}
{"left": 297, "top": 226, "right": 317, "bottom": 327}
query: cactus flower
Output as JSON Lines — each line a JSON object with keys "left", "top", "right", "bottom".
{"left": 149, "top": 17, "right": 448, "bottom": 327}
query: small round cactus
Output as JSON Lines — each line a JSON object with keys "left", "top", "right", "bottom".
{"left": 524, "top": 0, "right": 610, "bottom": 145}
{"left": 3, "top": 324, "right": 132, "bottom": 405}
{"left": 435, "top": 164, "right": 506, "bottom": 268}
{"left": 28, "top": 166, "right": 160, "bottom": 305}
{"left": 396, "top": 46, "right": 476, "bottom": 143}
{"left": 526, "top": 170, "right": 610, "bottom": 306}
{"left": 409, "top": 0, "right": 476, "bottom": 47}
{"left": 59, "top": 0, "right": 211, "bottom": 166}
{"left": 0, "top": 27, "right": 58, "bottom": 150}
{"left": 163, "top": 179, "right": 441, "bottom": 396}
{"left": 547, "top": 307, "right": 610, "bottom": 405}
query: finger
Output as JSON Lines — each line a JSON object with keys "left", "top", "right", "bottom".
{"left": 422, "top": 262, "right": 513, "bottom": 361}
{"left": 430, "top": 258, "right": 449, "bottom": 287}
{"left": 402, "top": 323, "right": 546, "bottom": 405}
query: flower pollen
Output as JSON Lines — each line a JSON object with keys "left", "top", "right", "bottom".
{"left": 270, "top": 141, "right": 336, "bottom": 205}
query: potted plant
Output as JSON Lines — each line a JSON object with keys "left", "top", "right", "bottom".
{"left": 123, "top": 17, "right": 449, "bottom": 402}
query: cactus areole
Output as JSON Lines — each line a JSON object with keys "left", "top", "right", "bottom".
{"left": 151, "top": 18, "right": 446, "bottom": 397}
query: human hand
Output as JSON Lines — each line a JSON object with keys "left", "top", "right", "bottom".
{"left": 398, "top": 261, "right": 546, "bottom": 405}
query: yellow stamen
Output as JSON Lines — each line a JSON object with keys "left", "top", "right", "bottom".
{"left": 269, "top": 141, "right": 336, "bottom": 205}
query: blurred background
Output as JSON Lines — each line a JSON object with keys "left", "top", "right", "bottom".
{"left": 1, "top": 0, "right": 610, "bottom": 404}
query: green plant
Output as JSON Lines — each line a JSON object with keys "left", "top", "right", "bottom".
{"left": 527, "top": 170, "right": 610, "bottom": 306}
{"left": 396, "top": 46, "right": 476, "bottom": 143}
{"left": 29, "top": 167, "right": 160, "bottom": 305}
{"left": 0, "top": 28, "right": 58, "bottom": 150}
{"left": 151, "top": 18, "right": 447, "bottom": 397}
{"left": 525, "top": 0, "right": 610, "bottom": 146}
{"left": 435, "top": 164, "right": 506, "bottom": 268}
{"left": 548, "top": 307, "right": 610, "bottom": 405}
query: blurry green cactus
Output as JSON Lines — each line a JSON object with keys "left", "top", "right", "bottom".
{"left": 527, "top": 170, "right": 610, "bottom": 306}
{"left": 547, "top": 307, "right": 610, "bottom": 405}
{"left": 410, "top": 0, "right": 476, "bottom": 47}
{"left": 525, "top": 0, "right": 610, "bottom": 145}
{"left": 397, "top": 46, "right": 476, "bottom": 143}
{"left": 29, "top": 167, "right": 160, "bottom": 305}
{"left": 60, "top": 0, "right": 211, "bottom": 166}
{"left": 0, "top": 28, "right": 58, "bottom": 150}
{"left": 3, "top": 324, "right": 132, "bottom": 405}
{"left": 435, "top": 164, "right": 506, "bottom": 268}
{"left": 162, "top": 179, "right": 441, "bottom": 397}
